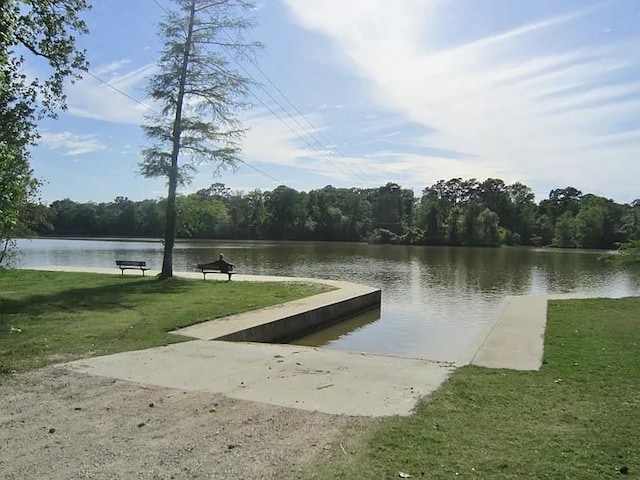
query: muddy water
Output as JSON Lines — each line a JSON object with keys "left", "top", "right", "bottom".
{"left": 15, "top": 238, "right": 640, "bottom": 361}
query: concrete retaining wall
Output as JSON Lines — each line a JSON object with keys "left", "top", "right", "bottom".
{"left": 215, "top": 289, "right": 381, "bottom": 343}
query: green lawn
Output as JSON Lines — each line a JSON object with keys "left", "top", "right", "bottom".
{"left": 306, "top": 297, "right": 640, "bottom": 479}
{"left": 0, "top": 269, "right": 331, "bottom": 373}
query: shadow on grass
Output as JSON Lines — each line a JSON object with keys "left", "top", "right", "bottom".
{"left": 1, "top": 277, "right": 194, "bottom": 317}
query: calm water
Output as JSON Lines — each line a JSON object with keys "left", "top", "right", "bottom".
{"left": 13, "top": 238, "right": 640, "bottom": 361}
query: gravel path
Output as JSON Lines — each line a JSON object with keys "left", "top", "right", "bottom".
{"left": 0, "top": 367, "right": 368, "bottom": 479}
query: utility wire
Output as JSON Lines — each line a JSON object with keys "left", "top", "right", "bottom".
{"left": 236, "top": 159, "right": 283, "bottom": 184}
{"left": 151, "top": 0, "right": 170, "bottom": 14}
{"left": 150, "top": 0, "right": 372, "bottom": 185}
{"left": 85, "top": 70, "right": 158, "bottom": 115}
{"left": 83, "top": 68, "right": 286, "bottom": 186}
{"left": 222, "top": 48, "right": 358, "bottom": 180}
{"left": 149, "top": 0, "right": 319, "bottom": 187}
{"left": 236, "top": 43, "right": 375, "bottom": 183}
{"left": 220, "top": 30, "right": 371, "bottom": 183}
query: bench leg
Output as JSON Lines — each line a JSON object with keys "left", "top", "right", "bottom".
{"left": 142, "top": 269, "right": 145, "bottom": 277}
{"left": 227, "top": 272, "right": 232, "bottom": 281}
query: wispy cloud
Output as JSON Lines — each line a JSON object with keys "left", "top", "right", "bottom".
{"left": 240, "top": 109, "right": 382, "bottom": 187}
{"left": 283, "top": 0, "right": 640, "bottom": 201}
{"left": 39, "top": 131, "right": 107, "bottom": 156}
{"left": 93, "top": 59, "right": 131, "bottom": 76}
{"left": 66, "top": 62, "right": 157, "bottom": 125}
{"left": 382, "top": 131, "right": 400, "bottom": 138}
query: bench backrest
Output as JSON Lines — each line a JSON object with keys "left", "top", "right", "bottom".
{"left": 116, "top": 260, "right": 147, "bottom": 267}
{"left": 198, "top": 260, "right": 234, "bottom": 272}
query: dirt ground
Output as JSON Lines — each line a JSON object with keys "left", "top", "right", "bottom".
{"left": 0, "top": 367, "right": 369, "bottom": 479}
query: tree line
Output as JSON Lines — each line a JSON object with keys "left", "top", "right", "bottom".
{"left": 29, "top": 179, "right": 640, "bottom": 249}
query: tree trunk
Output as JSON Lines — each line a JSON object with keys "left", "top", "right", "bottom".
{"left": 160, "top": 0, "right": 197, "bottom": 279}
{"left": 160, "top": 174, "right": 178, "bottom": 279}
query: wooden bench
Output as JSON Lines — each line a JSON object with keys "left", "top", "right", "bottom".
{"left": 196, "top": 261, "right": 235, "bottom": 281}
{"left": 116, "top": 260, "right": 150, "bottom": 276}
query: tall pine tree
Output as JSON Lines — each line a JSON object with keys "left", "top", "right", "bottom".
{"left": 140, "top": 0, "right": 258, "bottom": 278}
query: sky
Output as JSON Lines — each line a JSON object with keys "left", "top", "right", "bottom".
{"left": 28, "top": 0, "right": 640, "bottom": 204}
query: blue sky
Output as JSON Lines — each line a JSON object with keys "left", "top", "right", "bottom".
{"left": 29, "top": 0, "right": 640, "bottom": 204}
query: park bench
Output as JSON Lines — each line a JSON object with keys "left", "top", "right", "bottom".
{"left": 115, "top": 260, "right": 150, "bottom": 276}
{"left": 196, "top": 261, "right": 235, "bottom": 281}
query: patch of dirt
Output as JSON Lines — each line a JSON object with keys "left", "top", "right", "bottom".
{"left": 0, "top": 367, "right": 369, "bottom": 479}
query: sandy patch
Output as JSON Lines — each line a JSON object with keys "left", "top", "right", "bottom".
{"left": 0, "top": 367, "right": 368, "bottom": 479}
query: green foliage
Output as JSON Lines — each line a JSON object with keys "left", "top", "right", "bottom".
{"left": 415, "top": 193, "right": 447, "bottom": 245}
{"left": 0, "top": 269, "right": 331, "bottom": 373}
{"left": 176, "top": 194, "right": 229, "bottom": 238}
{"left": 475, "top": 208, "right": 500, "bottom": 246}
{"left": 2, "top": 0, "right": 89, "bottom": 116}
{"left": 367, "top": 228, "right": 399, "bottom": 245}
{"left": 140, "top": 0, "right": 259, "bottom": 278}
{"left": 304, "top": 297, "right": 640, "bottom": 479}
{"left": 265, "top": 185, "right": 307, "bottom": 239}
{"left": 140, "top": 1, "right": 256, "bottom": 184}
{"left": 540, "top": 186, "right": 582, "bottom": 223}
{"left": 609, "top": 239, "right": 640, "bottom": 266}
{"left": 0, "top": 0, "right": 89, "bottom": 264}
{"left": 620, "top": 200, "right": 640, "bottom": 240}
{"left": 397, "top": 227, "right": 424, "bottom": 245}
{"left": 369, "top": 182, "right": 415, "bottom": 235}
{"left": 552, "top": 211, "right": 577, "bottom": 248}
{"left": 507, "top": 182, "right": 536, "bottom": 244}
{"left": 32, "top": 179, "right": 639, "bottom": 251}
{"left": 0, "top": 146, "right": 39, "bottom": 264}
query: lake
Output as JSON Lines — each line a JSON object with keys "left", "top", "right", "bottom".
{"left": 13, "top": 238, "right": 640, "bottom": 362}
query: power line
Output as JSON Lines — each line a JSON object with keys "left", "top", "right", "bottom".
{"left": 152, "top": 0, "right": 338, "bottom": 188}
{"left": 221, "top": 30, "right": 371, "bottom": 183}
{"left": 149, "top": 0, "right": 372, "bottom": 185}
{"left": 238, "top": 46, "right": 375, "bottom": 182}
{"left": 83, "top": 68, "right": 286, "bottom": 186}
{"left": 237, "top": 159, "right": 283, "bottom": 184}
{"left": 223, "top": 50, "right": 360, "bottom": 181}
{"left": 151, "top": 0, "right": 169, "bottom": 14}
{"left": 85, "top": 70, "right": 158, "bottom": 115}
{"left": 136, "top": 3, "right": 287, "bottom": 186}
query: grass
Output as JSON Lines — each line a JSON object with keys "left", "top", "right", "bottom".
{"left": 305, "top": 297, "right": 640, "bottom": 479}
{"left": 0, "top": 269, "right": 331, "bottom": 373}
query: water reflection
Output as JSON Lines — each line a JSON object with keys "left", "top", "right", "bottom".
{"left": 14, "top": 238, "right": 640, "bottom": 361}
{"left": 293, "top": 307, "right": 381, "bottom": 348}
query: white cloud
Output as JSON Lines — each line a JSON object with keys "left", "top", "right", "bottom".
{"left": 93, "top": 60, "right": 131, "bottom": 76}
{"left": 282, "top": 1, "right": 640, "bottom": 201}
{"left": 66, "top": 62, "right": 158, "bottom": 125}
{"left": 39, "top": 131, "right": 107, "bottom": 156}
{"left": 241, "top": 110, "right": 310, "bottom": 167}
{"left": 240, "top": 109, "right": 382, "bottom": 187}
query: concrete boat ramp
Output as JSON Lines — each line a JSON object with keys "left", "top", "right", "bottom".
{"left": 32, "top": 266, "right": 576, "bottom": 417}
{"left": 66, "top": 340, "right": 453, "bottom": 417}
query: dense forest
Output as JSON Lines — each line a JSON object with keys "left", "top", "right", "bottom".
{"left": 27, "top": 178, "right": 640, "bottom": 249}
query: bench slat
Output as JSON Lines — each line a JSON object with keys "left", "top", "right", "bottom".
{"left": 115, "top": 260, "right": 150, "bottom": 276}
{"left": 196, "top": 263, "right": 235, "bottom": 281}
{"left": 116, "top": 261, "right": 147, "bottom": 267}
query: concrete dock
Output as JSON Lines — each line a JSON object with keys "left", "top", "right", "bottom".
{"left": 66, "top": 340, "right": 454, "bottom": 417}
{"left": 27, "top": 266, "right": 595, "bottom": 416}
{"left": 173, "top": 279, "right": 381, "bottom": 343}
{"left": 469, "top": 292, "right": 594, "bottom": 371}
